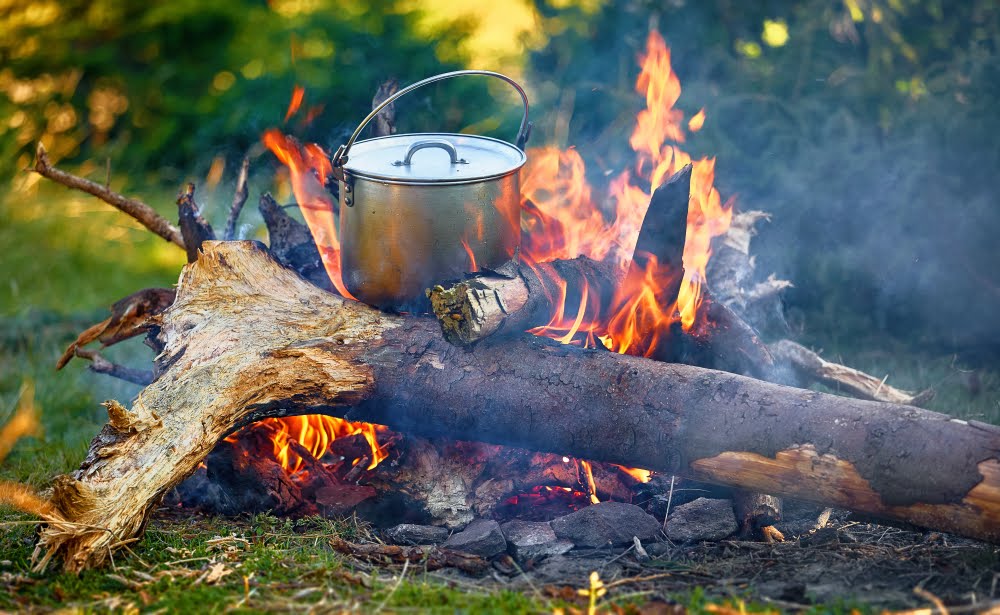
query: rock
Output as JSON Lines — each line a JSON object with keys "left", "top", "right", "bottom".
{"left": 500, "top": 520, "right": 574, "bottom": 560}
{"left": 384, "top": 523, "right": 450, "bottom": 545}
{"left": 443, "top": 519, "right": 506, "bottom": 557}
{"left": 551, "top": 502, "right": 660, "bottom": 548}
{"left": 665, "top": 497, "right": 737, "bottom": 542}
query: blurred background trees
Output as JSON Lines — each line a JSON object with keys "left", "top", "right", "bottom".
{"left": 1, "top": 0, "right": 998, "bottom": 357}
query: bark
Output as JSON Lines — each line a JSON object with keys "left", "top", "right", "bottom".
{"left": 36, "top": 241, "right": 1000, "bottom": 572}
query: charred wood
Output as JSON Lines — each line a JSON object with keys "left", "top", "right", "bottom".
{"left": 258, "top": 192, "right": 332, "bottom": 292}
{"left": 428, "top": 256, "right": 621, "bottom": 345}
{"left": 176, "top": 183, "right": 216, "bottom": 263}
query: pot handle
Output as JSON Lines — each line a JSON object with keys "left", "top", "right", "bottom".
{"left": 392, "top": 140, "right": 468, "bottom": 166}
{"left": 331, "top": 70, "right": 531, "bottom": 179}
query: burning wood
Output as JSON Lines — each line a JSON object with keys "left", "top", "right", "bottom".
{"left": 31, "top": 240, "right": 1000, "bottom": 573}
{"left": 20, "top": 28, "right": 982, "bottom": 579}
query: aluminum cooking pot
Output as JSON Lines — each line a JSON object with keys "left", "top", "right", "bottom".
{"left": 330, "top": 70, "right": 530, "bottom": 311}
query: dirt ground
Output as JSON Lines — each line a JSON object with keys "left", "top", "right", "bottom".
{"left": 401, "top": 501, "right": 1000, "bottom": 611}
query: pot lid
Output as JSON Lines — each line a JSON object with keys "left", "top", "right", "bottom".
{"left": 343, "top": 133, "right": 526, "bottom": 184}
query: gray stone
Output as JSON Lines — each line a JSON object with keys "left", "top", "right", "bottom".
{"left": 443, "top": 519, "right": 506, "bottom": 557}
{"left": 551, "top": 502, "right": 661, "bottom": 548}
{"left": 384, "top": 523, "right": 450, "bottom": 545}
{"left": 665, "top": 497, "right": 737, "bottom": 542}
{"left": 500, "top": 520, "right": 574, "bottom": 560}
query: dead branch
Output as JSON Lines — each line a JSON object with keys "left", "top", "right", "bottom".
{"left": 371, "top": 79, "right": 399, "bottom": 138}
{"left": 223, "top": 157, "right": 250, "bottom": 241}
{"left": 176, "top": 183, "right": 216, "bottom": 263}
{"left": 329, "top": 536, "right": 487, "bottom": 574}
{"left": 770, "top": 339, "right": 935, "bottom": 407}
{"left": 57, "top": 288, "right": 175, "bottom": 370}
{"left": 72, "top": 349, "right": 154, "bottom": 386}
{"left": 31, "top": 143, "right": 184, "bottom": 249}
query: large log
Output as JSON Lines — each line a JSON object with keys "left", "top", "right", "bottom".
{"left": 36, "top": 241, "right": 1000, "bottom": 572}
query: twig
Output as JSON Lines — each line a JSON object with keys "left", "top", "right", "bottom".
{"left": 371, "top": 79, "right": 399, "bottom": 138}
{"left": 224, "top": 157, "right": 250, "bottom": 240}
{"left": 373, "top": 558, "right": 408, "bottom": 613}
{"left": 31, "top": 143, "right": 184, "bottom": 248}
{"left": 662, "top": 475, "right": 676, "bottom": 531}
{"left": 74, "top": 349, "right": 154, "bottom": 386}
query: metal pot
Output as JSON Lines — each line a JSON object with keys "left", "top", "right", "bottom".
{"left": 330, "top": 70, "right": 530, "bottom": 311}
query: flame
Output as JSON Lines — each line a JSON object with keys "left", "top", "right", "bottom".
{"left": 521, "top": 31, "right": 734, "bottom": 485}
{"left": 613, "top": 465, "right": 652, "bottom": 483}
{"left": 523, "top": 30, "right": 732, "bottom": 350}
{"left": 229, "top": 415, "right": 389, "bottom": 474}
{"left": 460, "top": 239, "right": 477, "bottom": 272}
{"left": 284, "top": 85, "right": 305, "bottom": 123}
{"left": 254, "top": 30, "right": 732, "bottom": 501}
{"left": 578, "top": 460, "right": 600, "bottom": 504}
{"left": 688, "top": 108, "right": 706, "bottom": 132}
{"left": 262, "top": 129, "right": 355, "bottom": 300}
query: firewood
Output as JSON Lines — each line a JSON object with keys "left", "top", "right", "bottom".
{"left": 35, "top": 241, "right": 1000, "bottom": 573}
{"left": 176, "top": 183, "right": 216, "bottom": 263}
{"left": 31, "top": 143, "right": 184, "bottom": 249}
{"left": 56, "top": 287, "right": 176, "bottom": 371}
{"left": 258, "top": 192, "right": 332, "bottom": 292}
{"left": 427, "top": 256, "right": 621, "bottom": 345}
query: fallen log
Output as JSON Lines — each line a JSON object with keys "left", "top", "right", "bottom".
{"left": 36, "top": 241, "right": 1000, "bottom": 572}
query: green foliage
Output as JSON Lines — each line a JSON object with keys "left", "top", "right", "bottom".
{"left": 0, "top": 0, "right": 514, "bottom": 183}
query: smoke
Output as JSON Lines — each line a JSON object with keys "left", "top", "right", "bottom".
{"left": 525, "top": 2, "right": 1000, "bottom": 357}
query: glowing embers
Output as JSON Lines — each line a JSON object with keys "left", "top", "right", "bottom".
{"left": 225, "top": 415, "right": 390, "bottom": 476}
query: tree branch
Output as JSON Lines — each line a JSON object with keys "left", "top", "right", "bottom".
{"left": 31, "top": 143, "right": 184, "bottom": 248}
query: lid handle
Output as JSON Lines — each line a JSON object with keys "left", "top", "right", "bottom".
{"left": 392, "top": 139, "right": 468, "bottom": 167}
{"left": 331, "top": 70, "right": 531, "bottom": 179}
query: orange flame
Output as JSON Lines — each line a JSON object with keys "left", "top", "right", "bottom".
{"left": 523, "top": 30, "right": 732, "bottom": 350}
{"left": 284, "top": 85, "right": 305, "bottom": 123}
{"left": 688, "top": 108, "right": 706, "bottom": 132}
{"left": 229, "top": 415, "right": 390, "bottom": 475}
{"left": 256, "top": 30, "right": 730, "bottom": 496}
{"left": 262, "top": 129, "right": 356, "bottom": 300}
{"left": 578, "top": 460, "right": 600, "bottom": 504}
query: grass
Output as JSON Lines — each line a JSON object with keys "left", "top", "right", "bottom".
{"left": 1, "top": 181, "right": 997, "bottom": 612}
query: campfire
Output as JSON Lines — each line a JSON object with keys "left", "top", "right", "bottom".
{"left": 196, "top": 31, "right": 731, "bottom": 522}
{"left": 15, "top": 29, "right": 999, "bottom": 575}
